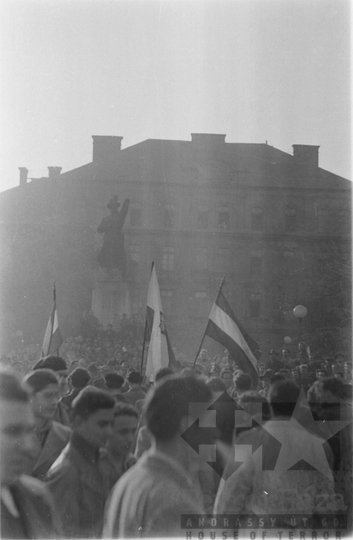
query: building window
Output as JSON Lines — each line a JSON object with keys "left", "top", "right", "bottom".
{"left": 251, "top": 207, "right": 263, "bottom": 230}
{"left": 128, "top": 244, "right": 140, "bottom": 263}
{"left": 218, "top": 206, "right": 230, "bottom": 230}
{"left": 195, "top": 247, "right": 208, "bottom": 271}
{"left": 163, "top": 205, "right": 175, "bottom": 229}
{"left": 161, "top": 290, "right": 173, "bottom": 313}
{"left": 249, "top": 293, "right": 261, "bottom": 318}
{"left": 130, "top": 205, "right": 142, "bottom": 227}
{"left": 162, "top": 247, "right": 174, "bottom": 270}
{"left": 194, "top": 291, "right": 208, "bottom": 317}
{"left": 197, "top": 206, "right": 208, "bottom": 229}
{"left": 250, "top": 255, "right": 262, "bottom": 278}
{"left": 285, "top": 208, "right": 296, "bottom": 232}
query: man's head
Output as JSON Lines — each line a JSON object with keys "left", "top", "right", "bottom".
{"left": 71, "top": 387, "right": 115, "bottom": 448}
{"left": 145, "top": 377, "right": 212, "bottom": 444}
{"left": 281, "top": 349, "right": 290, "bottom": 360}
{"left": 269, "top": 380, "right": 301, "bottom": 417}
{"left": 24, "top": 369, "right": 61, "bottom": 421}
{"left": 335, "top": 354, "right": 345, "bottom": 369}
{"left": 104, "top": 373, "right": 124, "bottom": 392}
{"left": 316, "top": 377, "right": 345, "bottom": 403}
{"left": 155, "top": 367, "right": 174, "bottom": 383}
{"left": 107, "top": 403, "right": 138, "bottom": 456}
{"left": 344, "top": 361, "right": 352, "bottom": 379}
{"left": 298, "top": 364, "right": 309, "bottom": 377}
{"left": 0, "top": 370, "right": 36, "bottom": 485}
{"left": 70, "top": 367, "right": 91, "bottom": 390}
{"left": 200, "top": 349, "right": 208, "bottom": 361}
{"left": 220, "top": 368, "right": 233, "bottom": 389}
{"left": 234, "top": 372, "right": 252, "bottom": 393}
{"left": 34, "top": 356, "right": 68, "bottom": 395}
{"left": 316, "top": 369, "right": 328, "bottom": 381}
{"left": 127, "top": 371, "right": 143, "bottom": 387}
{"left": 269, "top": 349, "right": 278, "bottom": 359}
{"left": 331, "top": 363, "right": 340, "bottom": 376}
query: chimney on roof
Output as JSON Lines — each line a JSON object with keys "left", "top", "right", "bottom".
{"left": 19, "top": 167, "right": 28, "bottom": 186}
{"left": 92, "top": 136, "right": 123, "bottom": 164}
{"left": 48, "top": 167, "right": 62, "bottom": 179}
{"left": 191, "top": 133, "right": 226, "bottom": 146}
{"left": 292, "top": 145, "right": 319, "bottom": 172}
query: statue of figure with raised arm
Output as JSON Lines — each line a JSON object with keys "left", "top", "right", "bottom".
{"left": 97, "top": 195, "right": 130, "bottom": 279}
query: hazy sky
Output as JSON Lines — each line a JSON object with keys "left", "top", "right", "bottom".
{"left": 0, "top": 0, "right": 351, "bottom": 192}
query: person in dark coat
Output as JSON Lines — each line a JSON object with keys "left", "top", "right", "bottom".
{"left": 123, "top": 371, "right": 146, "bottom": 405}
{"left": 0, "top": 369, "right": 60, "bottom": 539}
{"left": 24, "top": 369, "right": 71, "bottom": 480}
{"left": 45, "top": 386, "right": 115, "bottom": 538}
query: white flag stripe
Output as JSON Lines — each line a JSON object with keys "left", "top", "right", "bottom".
{"left": 145, "top": 266, "right": 169, "bottom": 378}
{"left": 209, "top": 303, "right": 257, "bottom": 368}
{"left": 53, "top": 310, "right": 59, "bottom": 332}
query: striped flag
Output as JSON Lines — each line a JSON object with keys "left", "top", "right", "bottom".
{"left": 41, "top": 285, "right": 63, "bottom": 357}
{"left": 201, "top": 283, "right": 259, "bottom": 382}
{"left": 142, "top": 264, "right": 175, "bottom": 379}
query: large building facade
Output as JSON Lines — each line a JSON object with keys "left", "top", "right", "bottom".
{"left": 0, "top": 134, "right": 351, "bottom": 357}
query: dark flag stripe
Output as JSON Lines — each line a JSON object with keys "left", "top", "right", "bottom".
{"left": 216, "top": 291, "right": 259, "bottom": 353}
{"left": 206, "top": 319, "right": 258, "bottom": 381}
{"left": 145, "top": 305, "right": 154, "bottom": 343}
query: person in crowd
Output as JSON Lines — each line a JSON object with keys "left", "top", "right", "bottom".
{"left": 45, "top": 387, "right": 115, "bottom": 538}
{"left": 220, "top": 368, "right": 234, "bottom": 395}
{"left": 266, "top": 349, "right": 283, "bottom": 372}
{"left": 33, "top": 356, "right": 71, "bottom": 426}
{"left": 134, "top": 367, "right": 174, "bottom": 459}
{"left": 281, "top": 348, "right": 296, "bottom": 369}
{"left": 257, "top": 362, "right": 266, "bottom": 376}
{"left": 61, "top": 367, "right": 91, "bottom": 412}
{"left": 296, "top": 341, "right": 309, "bottom": 365}
{"left": 235, "top": 390, "right": 271, "bottom": 436}
{"left": 24, "top": 369, "right": 71, "bottom": 480}
{"left": 231, "top": 372, "right": 252, "bottom": 402}
{"left": 335, "top": 353, "right": 346, "bottom": 373}
{"left": 0, "top": 369, "right": 60, "bottom": 539}
{"left": 104, "top": 373, "right": 127, "bottom": 401}
{"left": 215, "top": 380, "right": 335, "bottom": 525}
{"left": 258, "top": 369, "right": 273, "bottom": 398}
{"left": 344, "top": 361, "right": 352, "bottom": 383}
{"left": 103, "top": 376, "right": 212, "bottom": 538}
{"left": 297, "top": 363, "right": 313, "bottom": 392}
{"left": 124, "top": 371, "right": 146, "bottom": 405}
{"left": 100, "top": 403, "right": 138, "bottom": 491}
{"left": 307, "top": 352, "right": 322, "bottom": 373}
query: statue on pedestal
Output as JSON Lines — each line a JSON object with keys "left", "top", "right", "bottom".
{"left": 97, "top": 195, "right": 130, "bottom": 279}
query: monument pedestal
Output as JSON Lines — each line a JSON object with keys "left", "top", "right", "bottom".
{"left": 91, "top": 278, "right": 131, "bottom": 328}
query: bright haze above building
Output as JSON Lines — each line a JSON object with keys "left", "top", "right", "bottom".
{"left": 0, "top": 0, "right": 350, "bottom": 192}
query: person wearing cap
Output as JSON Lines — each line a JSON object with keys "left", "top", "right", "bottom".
{"left": 61, "top": 368, "right": 91, "bottom": 422}
{"left": 104, "top": 373, "right": 127, "bottom": 402}
{"left": 33, "top": 356, "right": 71, "bottom": 426}
{"left": 0, "top": 369, "right": 61, "bottom": 539}
{"left": 45, "top": 387, "right": 115, "bottom": 538}
{"left": 24, "top": 369, "right": 72, "bottom": 481}
{"left": 124, "top": 371, "right": 146, "bottom": 405}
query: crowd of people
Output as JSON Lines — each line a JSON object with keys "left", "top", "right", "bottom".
{"left": 0, "top": 338, "right": 352, "bottom": 538}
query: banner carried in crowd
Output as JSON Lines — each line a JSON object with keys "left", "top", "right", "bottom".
{"left": 142, "top": 263, "right": 175, "bottom": 378}
{"left": 196, "top": 279, "right": 259, "bottom": 383}
{"left": 41, "top": 284, "right": 63, "bottom": 357}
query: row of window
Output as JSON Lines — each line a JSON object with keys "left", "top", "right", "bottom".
{"left": 129, "top": 204, "right": 300, "bottom": 232}
{"left": 129, "top": 244, "right": 265, "bottom": 276}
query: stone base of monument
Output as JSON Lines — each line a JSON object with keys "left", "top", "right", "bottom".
{"left": 91, "top": 279, "right": 131, "bottom": 328}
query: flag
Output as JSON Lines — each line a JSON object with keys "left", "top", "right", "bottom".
{"left": 143, "top": 264, "right": 175, "bottom": 379}
{"left": 41, "top": 285, "right": 63, "bottom": 357}
{"left": 203, "top": 285, "right": 259, "bottom": 382}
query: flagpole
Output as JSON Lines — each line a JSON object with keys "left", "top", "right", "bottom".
{"left": 140, "top": 263, "right": 154, "bottom": 374}
{"left": 192, "top": 276, "right": 225, "bottom": 368}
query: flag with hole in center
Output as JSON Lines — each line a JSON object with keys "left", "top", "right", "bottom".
{"left": 144, "top": 264, "right": 175, "bottom": 379}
